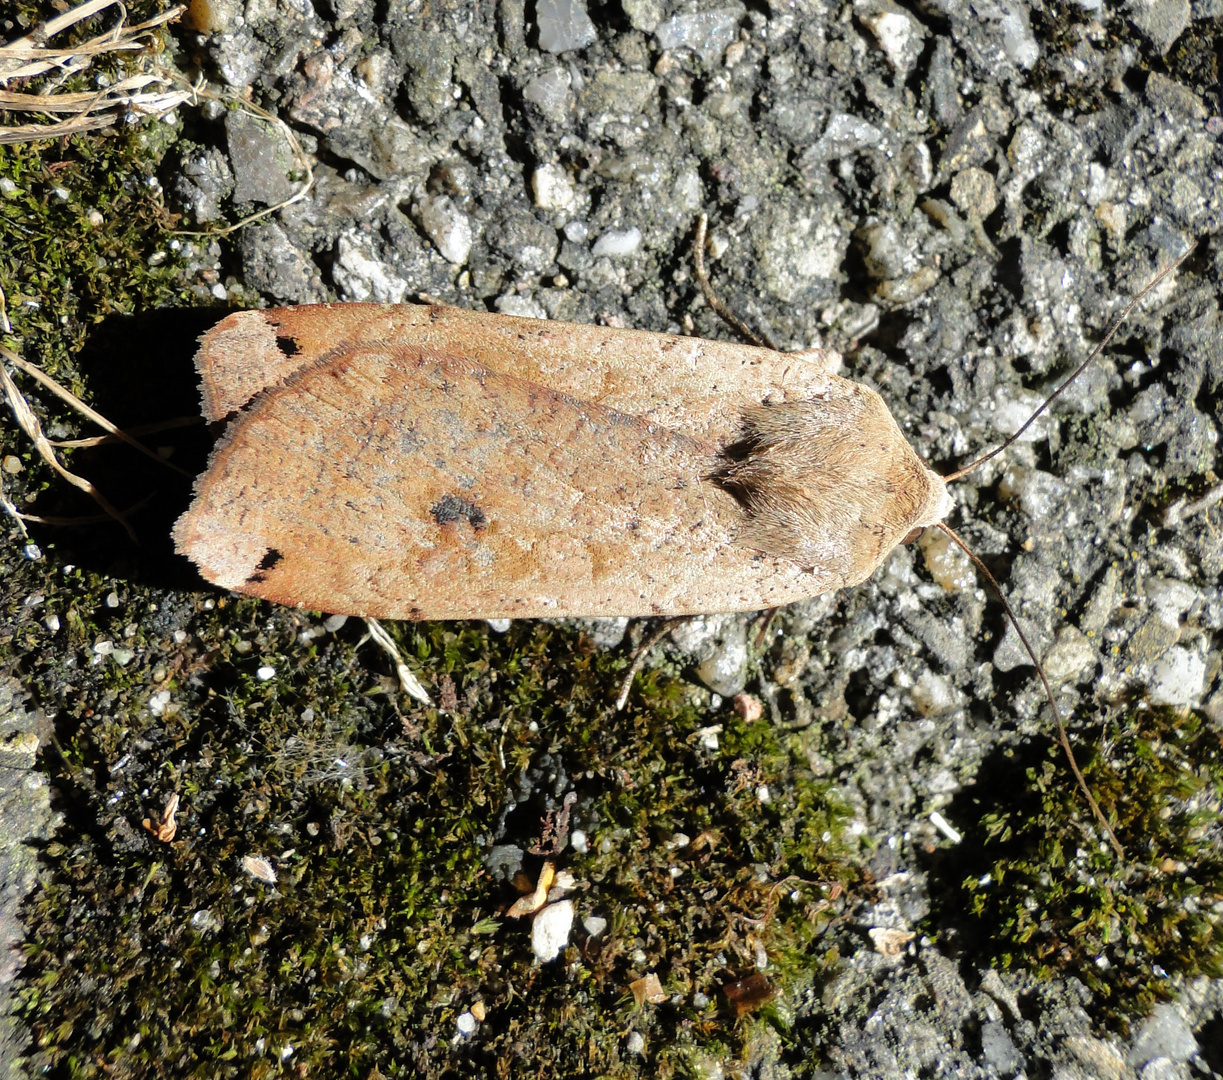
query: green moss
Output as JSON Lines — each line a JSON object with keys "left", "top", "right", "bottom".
{"left": 927, "top": 708, "right": 1223, "bottom": 1021}
{"left": 15, "top": 612, "right": 856, "bottom": 1077}
{"left": 0, "top": 0, "right": 187, "bottom": 382}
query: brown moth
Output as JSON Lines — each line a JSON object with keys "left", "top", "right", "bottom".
{"left": 172, "top": 302, "right": 954, "bottom": 619}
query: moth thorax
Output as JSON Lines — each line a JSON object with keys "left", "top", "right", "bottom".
{"left": 715, "top": 394, "right": 953, "bottom": 584}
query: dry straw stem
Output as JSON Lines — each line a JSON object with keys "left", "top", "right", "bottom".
{"left": 0, "top": 340, "right": 185, "bottom": 539}
{"left": 363, "top": 618, "right": 434, "bottom": 706}
{"left": 0, "top": 284, "right": 164, "bottom": 542}
{"left": 0, "top": 345, "right": 136, "bottom": 541}
{"left": 0, "top": 0, "right": 189, "bottom": 144}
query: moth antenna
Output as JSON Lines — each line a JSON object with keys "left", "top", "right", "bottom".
{"left": 935, "top": 522, "right": 1125, "bottom": 860}
{"left": 943, "top": 241, "right": 1198, "bottom": 484}
{"left": 693, "top": 214, "right": 780, "bottom": 353}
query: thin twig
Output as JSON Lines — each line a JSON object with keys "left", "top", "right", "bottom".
{"left": 10, "top": 494, "right": 153, "bottom": 526}
{"left": 693, "top": 214, "right": 779, "bottom": 352}
{"left": 51, "top": 414, "right": 200, "bottom": 448}
{"left": 363, "top": 618, "right": 432, "bottom": 706}
{"left": 615, "top": 617, "right": 687, "bottom": 711}
{"left": 1, "top": 358, "right": 136, "bottom": 541}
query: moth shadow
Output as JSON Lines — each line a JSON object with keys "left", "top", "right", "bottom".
{"left": 28, "top": 306, "right": 223, "bottom": 593}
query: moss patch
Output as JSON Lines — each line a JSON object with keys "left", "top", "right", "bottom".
{"left": 927, "top": 708, "right": 1223, "bottom": 1021}
{"left": 16, "top": 612, "right": 855, "bottom": 1077}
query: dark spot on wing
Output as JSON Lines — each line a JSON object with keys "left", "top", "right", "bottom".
{"left": 431, "top": 495, "right": 487, "bottom": 531}
{"left": 275, "top": 335, "right": 300, "bottom": 357}
{"left": 246, "top": 548, "right": 284, "bottom": 584}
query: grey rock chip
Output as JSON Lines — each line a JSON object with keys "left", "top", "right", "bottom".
{"left": 801, "top": 113, "right": 884, "bottom": 164}
{"left": 523, "top": 68, "right": 573, "bottom": 124}
{"left": 1127, "top": 0, "right": 1191, "bottom": 54}
{"left": 240, "top": 223, "right": 323, "bottom": 303}
{"left": 621, "top": 0, "right": 663, "bottom": 32}
{"left": 225, "top": 110, "right": 295, "bottom": 206}
{"left": 1127, "top": 1004, "right": 1199, "bottom": 1067}
{"left": 654, "top": 6, "right": 743, "bottom": 65}
{"left": 174, "top": 146, "right": 234, "bottom": 223}
{"left": 536, "top": 0, "right": 597, "bottom": 54}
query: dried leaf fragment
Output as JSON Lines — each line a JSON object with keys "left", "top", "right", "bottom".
{"left": 629, "top": 973, "right": 668, "bottom": 1006}
{"left": 722, "top": 972, "right": 775, "bottom": 1017}
{"left": 506, "top": 860, "right": 555, "bottom": 918}
{"left": 241, "top": 854, "right": 277, "bottom": 884}
{"left": 868, "top": 927, "right": 915, "bottom": 958}
{"left": 142, "top": 792, "right": 180, "bottom": 842}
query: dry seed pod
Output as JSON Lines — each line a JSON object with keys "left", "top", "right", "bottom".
{"left": 173, "top": 303, "right": 952, "bottom": 618}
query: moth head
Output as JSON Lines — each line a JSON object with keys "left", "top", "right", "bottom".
{"left": 716, "top": 384, "right": 953, "bottom": 587}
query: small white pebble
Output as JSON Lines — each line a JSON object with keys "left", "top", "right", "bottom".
{"left": 93, "top": 640, "right": 114, "bottom": 656}
{"left": 570, "top": 828, "right": 588, "bottom": 854}
{"left": 44, "top": 614, "right": 60, "bottom": 633}
{"left": 105, "top": 591, "right": 120, "bottom": 608}
{"left": 531, "top": 899, "right": 574, "bottom": 963}
{"left": 756, "top": 784, "right": 771, "bottom": 804}
{"left": 626, "top": 1032, "right": 645, "bottom": 1055}
{"left": 591, "top": 227, "right": 642, "bottom": 258}
{"left": 456, "top": 1011, "right": 477, "bottom": 1036}
{"left": 531, "top": 163, "right": 575, "bottom": 211}
{"left": 256, "top": 665, "right": 276, "bottom": 681}
{"left": 583, "top": 915, "right": 608, "bottom": 938}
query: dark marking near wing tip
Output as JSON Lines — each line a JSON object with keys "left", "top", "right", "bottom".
{"left": 431, "top": 494, "right": 488, "bottom": 531}
{"left": 247, "top": 548, "right": 284, "bottom": 584}
{"left": 275, "top": 335, "right": 300, "bottom": 357}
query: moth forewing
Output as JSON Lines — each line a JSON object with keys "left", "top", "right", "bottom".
{"left": 173, "top": 304, "right": 954, "bottom": 619}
